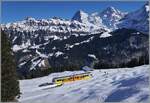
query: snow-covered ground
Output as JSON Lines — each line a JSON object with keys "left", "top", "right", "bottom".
{"left": 19, "top": 65, "right": 150, "bottom": 103}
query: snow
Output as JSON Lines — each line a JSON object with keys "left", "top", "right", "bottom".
{"left": 2, "top": 5, "right": 131, "bottom": 36}
{"left": 72, "top": 33, "right": 79, "bottom": 37}
{"left": 137, "top": 32, "right": 140, "bottom": 35}
{"left": 19, "top": 62, "right": 26, "bottom": 67}
{"left": 52, "top": 47, "right": 56, "bottom": 50}
{"left": 36, "top": 50, "right": 48, "bottom": 58}
{"left": 99, "top": 6, "right": 126, "bottom": 30}
{"left": 145, "top": 5, "right": 149, "bottom": 12}
{"left": 41, "top": 60, "right": 45, "bottom": 66}
{"left": 26, "top": 17, "right": 36, "bottom": 21}
{"left": 30, "top": 59, "right": 41, "bottom": 70}
{"left": 12, "top": 44, "right": 28, "bottom": 52}
{"left": 88, "top": 54, "right": 97, "bottom": 60}
{"left": 2, "top": 17, "right": 91, "bottom": 36}
{"left": 132, "top": 32, "right": 140, "bottom": 35}
{"left": 12, "top": 40, "right": 32, "bottom": 52}
{"left": 100, "top": 32, "right": 112, "bottom": 38}
{"left": 82, "top": 66, "right": 93, "bottom": 71}
{"left": 65, "top": 37, "right": 94, "bottom": 50}
{"left": 12, "top": 36, "right": 17, "bottom": 42}
{"left": 5, "top": 23, "right": 11, "bottom": 28}
{"left": 19, "top": 65, "right": 149, "bottom": 103}
{"left": 55, "top": 51, "right": 64, "bottom": 57}
{"left": 12, "top": 45, "right": 23, "bottom": 52}
{"left": 38, "top": 60, "right": 46, "bottom": 67}
{"left": 30, "top": 45, "right": 40, "bottom": 49}
{"left": 72, "top": 10, "right": 108, "bottom": 32}
{"left": 104, "top": 14, "right": 107, "bottom": 17}
{"left": 22, "top": 49, "right": 30, "bottom": 53}
{"left": 72, "top": 10, "right": 89, "bottom": 24}
{"left": 48, "top": 53, "right": 54, "bottom": 57}
{"left": 52, "top": 35, "right": 62, "bottom": 40}
{"left": 118, "top": 3, "right": 149, "bottom": 34}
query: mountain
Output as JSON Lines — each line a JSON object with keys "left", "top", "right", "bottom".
{"left": 72, "top": 7, "right": 126, "bottom": 31}
{"left": 72, "top": 10, "right": 107, "bottom": 33}
{"left": 2, "top": 25, "right": 149, "bottom": 78}
{"left": 1, "top": 17, "right": 106, "bottom": 78}
{"left": 72, "top": 10, "right": 103, "bottom": 27}
{"left": 1, "top": 17, "right": 107, "bottom": 53}
{"left": 1, "top": 3, "right": 149, "bottom": 78}
{"left": 72, "top": 10, "right": 89, "bottom": 24}
{"left": 118, "top": 3, "right": 149, "bottom": 33}
{"left": 2, "top": 17, "right": 90, "bottom": 34}
{"left": 72, "top": 4, "right": 149, "bottom": 33}
{"left": 99, "top": 6, "right": 126, "bottom": 30}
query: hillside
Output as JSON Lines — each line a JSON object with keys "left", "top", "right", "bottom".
{"left": 19, "top": 65, "right": 149, "bottom": 103}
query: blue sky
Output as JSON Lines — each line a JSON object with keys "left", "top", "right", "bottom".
{"left": 2, "top": 1, "right": 147, "bottom": 23}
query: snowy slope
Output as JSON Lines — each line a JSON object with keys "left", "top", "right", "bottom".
{"left": 72, "top": 7, "right": 126, "bottom": 31}
{"left": 118, "top": 3, "right": 149, "bottom": 33}
{"left": 99, "top": 6, "right": 126, "bottom": 30}
{"left": 19, "top": 65, "right": 150, "bottom": 103}
{"left": 2, "top": 17, "right": 90, "bottom": 34}
{"left": 71, "top": 10, "right": 108, "bottom": 33}
{"left": 72, "top": 10, "right": 89, "bottom": 24}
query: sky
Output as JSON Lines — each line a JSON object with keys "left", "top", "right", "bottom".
{"left": 2, "top": 1, "right": 147, "bottom": 23}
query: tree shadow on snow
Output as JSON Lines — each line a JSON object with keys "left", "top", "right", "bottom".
{"left": 138, "top": 94, "right": 149, "bottom": 102}
{"left": 105, "top": 76, "right": 149, "bottom": 102}
{"left": 105, "top": 88, "right": 140, "bottom": 102}
{"left": 113, "top": 76, "right": 149, "bottom": 88}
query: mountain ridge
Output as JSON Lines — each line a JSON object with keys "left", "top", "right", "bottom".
{"left": 1, "top": 3, "right": 149, "bottom": 78}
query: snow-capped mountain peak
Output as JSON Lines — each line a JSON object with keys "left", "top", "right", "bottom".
{"left": 143, "top": 2, "right": 149, "bottom": 12}
{"left": 145, "top": 4, "right": 149, "bottom": 12}
{"left": 99, "top": 6, "right": 126, "bottom": 30}
{"left": 103, "top": 6, "right": 117, "bottom": 13}
{"left": 25, "top": 17, "right": 36, "bottom": 21}
{"left": 71, "top": 6, "right": 126, "bottom": 31}
{"left": 72, "top": 10, "right": 89, "bottom": 24}
{"left": 71, "top": 10, "right": 108, "bottom": 33}
{"left": 100, "top": 6, "right": 125, "bottom": 17}
{"left": 118, "top": 2, "right": 149, "bottom": 33}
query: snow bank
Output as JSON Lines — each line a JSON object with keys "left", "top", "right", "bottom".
{"left": 100, "top": 32, "right": 112, "bottom": 38}
{"left": 88, "top": 54, "right": 97, "bottom": 60}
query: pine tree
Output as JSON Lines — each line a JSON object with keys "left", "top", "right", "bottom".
{"left": 1, "top": 31, "right": 20, "bottom": 102}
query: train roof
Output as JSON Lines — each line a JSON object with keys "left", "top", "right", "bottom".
{"left": 52, "top": 72, "right": 91, "bottom": 80}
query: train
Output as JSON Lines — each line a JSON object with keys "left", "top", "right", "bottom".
{"left": 38, "top": 72, "right": 92, "bottom": 88}
{"left": 52, "top": 72, "right": 93, "bottom": 85}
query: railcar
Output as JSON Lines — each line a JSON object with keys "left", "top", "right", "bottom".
{"left": 52, "top": 72, "right": 92, "bottom": 85}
